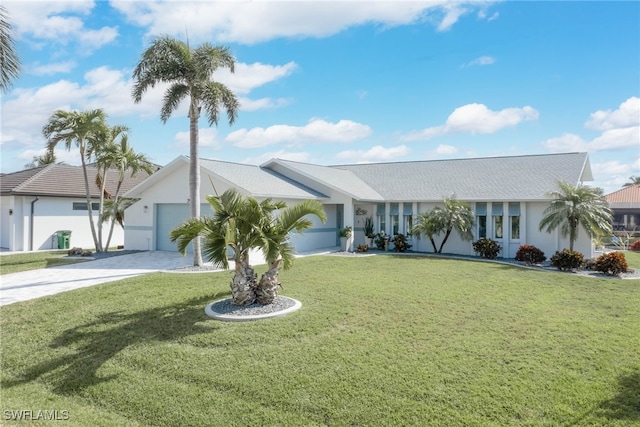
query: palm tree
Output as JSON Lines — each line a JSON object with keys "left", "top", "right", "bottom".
{"left": 132, "top": 36, "right": 239, "bottom": 266}
{"left": 43, "top": 109, "right": 109, "bottom": 252}
{"left": 93, "top": 129, "right": 155, "bottom": 251}
{"left": 24, "top": 148, "right": 58, "bottom": 169}
{"left": 0, "top": 4, "right": 21, "bottom": 93}
{"left": 411, "top": 210, "right": 441, "bottom": 253}
{"left": 623, "top": 176, "right": 640, "bottom": 187}
{"left": 257, "top": 200, "right": 326, "bottom": 304}
{"left": 539, "top": 181, "right": 613, "bottom": 251}
{"left": 170, "top": 189, "right": 280, "bottom": 305}
{"left": 412, "top": 197, "right": 474, "bottom": 253}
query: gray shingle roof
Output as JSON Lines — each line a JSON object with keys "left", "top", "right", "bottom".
{"left": 263, "top": 159, "right": 383, "bottom": 200}
{"left": 200, "top": 159, "right": 326, "bottom": 199}
{"left": 336, "top": 152, "right": 591, "bottom": 201}
{"left": 0, "top": 164, "right": 153, "bottom": 198}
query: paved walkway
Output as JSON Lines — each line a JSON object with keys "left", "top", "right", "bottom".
{"left": 0, "top": 251, "right": 208, "bottom": 306}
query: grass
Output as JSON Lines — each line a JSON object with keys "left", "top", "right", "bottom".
{"left": 1, "top": 255, "right": 639, "bottom": 426}
{"left": 0, "top": 250, "right": 89, "bottom": 275}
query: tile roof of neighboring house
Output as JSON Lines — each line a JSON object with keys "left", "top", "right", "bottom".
{"left": 200, "top": 158, "right": 327, "bottom": 199}
{"left": 0, "top": 163, "right": 154, "bottom": 198}
{"left": 605, "top": 184, "right": 640, "bottom": 208}
{"left": 335, "top": 152, "right": 592, "bottom": 201}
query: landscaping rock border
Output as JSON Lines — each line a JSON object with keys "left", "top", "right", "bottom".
{"left": 205, "top": 296, "right": 301, "bottom": 322}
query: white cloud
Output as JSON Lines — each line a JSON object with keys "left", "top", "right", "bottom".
{"left": 227, "top": 119, "right": 372, "bottom": 148}
{"left": 335, "top": 145, "right": 411, "bottom": 163}
{"left": 215, "top": 62, "right": 297, "bottom": 95}
{"left": 542, "top": 133, "right": 588, "bottom": 153}
{"left": 111, "top": 1, "right": 489, "bottom": 44}
{"left": 243, "top": 150, "right": 311, "bottom": 166}
{"left": 29, "top": 61, "right": 76, "bottom": 76}
{"left": 403, "top": 103, "right": 539, "bottom": 141}
{"left": 174, "top": 128, "right": 221, "bottom": 149}
{"left": 462, "top": 56, "right": 495, "bottom": 68}
{"left": 238, "top": 97, "right": 293, "bottom": 112}
{"left": 585, "top": 97, "right": 640, "bottom": 131}
{"left": 8, "top": 1, "right": 118, "bottom": 52}
{"left": 589, "top": 126, "right": 640, "bottom": 151}
{"left": 435, "top": 144, "right": 459, "bottom": 155}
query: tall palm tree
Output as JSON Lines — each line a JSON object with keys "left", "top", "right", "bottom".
{"left": 43, "top": 109, "right": 109, "bottom": 252}
{"left": 0, "top": 4, "right": 20, "bottom": 93}
{"left": 132, "top": 36, "right": 239, "bottom": 266}
{"left": 539, "top": 181, "right": 613, "bottom": 251}
{"left": 412, "top": 197, "right": 474, "bottom": 253}
{"left": 623, "top": 176, "right": 640, "bottom": 187}
{"left": 93, "top": 129, "right": 154, "bottom": 251}
{"left": 257, "top": 200, "right": 326, "bottom": 304}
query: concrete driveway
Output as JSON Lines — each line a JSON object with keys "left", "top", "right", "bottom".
{"left": 0, "top": 251, "right": 204, "bottom": 306}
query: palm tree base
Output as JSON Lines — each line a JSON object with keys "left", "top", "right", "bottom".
{"left": 256, "top": 268, "right": 280, "bottom": 305}
{"left": 230, "top": 264, "right": 257, "bottom": 306}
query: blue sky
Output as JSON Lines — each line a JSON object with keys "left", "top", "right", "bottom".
{"left": 2, "top": 0, "right": 639, "bottom": 193}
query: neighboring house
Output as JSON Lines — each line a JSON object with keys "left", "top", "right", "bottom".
{"left": 123, "top": 152, "right": 596, "bottom": 259}
{"left": 0, "top": 164, "right": 154, "bottom": 252}
{"left": 606, "top": 184, "right": 640, "bottom": 233}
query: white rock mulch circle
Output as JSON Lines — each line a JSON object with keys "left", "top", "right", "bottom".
{"left": 205, "top": 296, "right": 301, "bottom": 322}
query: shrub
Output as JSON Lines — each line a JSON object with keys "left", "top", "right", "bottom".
{"left": 593, "top": 252, "right": 628, "bottom": 276}
{"left": 356, "top": 244, "right": 369, "bottom": 253}
{"left": 515, "top": 245, "right": 546, "bottom": 265}
{"left": 550, "top": 249, "right": 584, "bottom": 271}
{"left": 392, "top": 234, "right": 412, "bottom": 253}
{"left": 472, "top": 238, "right": 501, "bottom": 259}
{"left": 373, "top": 232, "right": 388, "bottom": 250}
{"left": 630, "top": 239, "right": 640, "bottom": 252}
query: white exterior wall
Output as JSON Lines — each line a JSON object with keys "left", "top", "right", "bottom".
{"left": 0, "top": 195, "right": 124, "bottom": 252}
{"left": 124, "top": 163, "right": 340, "bottom": 253}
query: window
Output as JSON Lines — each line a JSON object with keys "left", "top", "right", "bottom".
{"left": 476, "top": 202, "right": 487, "bottom": 239}
{"left": 509, "top": 202, "right": 520, "bottom": 240}
{"left": 376, "top": 203, "right": 386, "bottom": 234}
{"left": 390, "top": 203, "right": 399, "bottom": 235}
{"left": 403, "top": 215, "right": 413, "bottom": 237}
{"left": 492, "top": 203, "right": 503, "bottom": 239}
{"left": 73, "top": 202, "right": 100, "bottom": 211}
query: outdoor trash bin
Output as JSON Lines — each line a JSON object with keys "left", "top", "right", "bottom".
{"left": 56, "top": 230, "right": 72, "bottom": 249}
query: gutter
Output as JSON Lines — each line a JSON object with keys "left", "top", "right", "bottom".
{"left": 29, "top": 197, "right": 39, "bottom": 251}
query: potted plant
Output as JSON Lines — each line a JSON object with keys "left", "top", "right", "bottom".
{"left": 339, "top": 226, "right": 353, "bottom": 252}
{"left": 364, "top": 216, "right": 375, "bottom": 246}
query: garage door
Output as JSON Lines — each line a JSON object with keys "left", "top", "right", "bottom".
{"left": 156, "top": 203, "right": 213, "bottom": 252}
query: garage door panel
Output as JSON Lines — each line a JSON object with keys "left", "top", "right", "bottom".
{"left": 156, "top": 204, "right": 213, "bottom": 252}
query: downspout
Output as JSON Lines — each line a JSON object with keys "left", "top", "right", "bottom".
{"left": 29, "top": 197, "right": 39, "bottom": 251}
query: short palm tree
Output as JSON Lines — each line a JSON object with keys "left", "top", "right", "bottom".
{"left": 170, "top": 189, "right": 281, "bottom": 305}
{"left": 43, "top": 109, "right": 109, "bottom": 252}
{"left": 257, "top": 200, "right": 326, "bottom": 304}
{"left": 539, "top": 181, "right": 613, "bottom": 251}
{"left": 0, "top": 4, "right": 20, "bottom": 93}
{"left": 412, "top": 197, "right": 474, "bottom": 253}
{"left": 623, "top": 176, "right": 640, "bottom": 187}
{"left": 132, "top": 36, "right": 239, "bottom": 267}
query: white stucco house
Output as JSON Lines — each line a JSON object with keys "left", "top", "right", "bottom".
{"left": 122, "top": 152, "right": 596, "bottom": 259}
{"left": 0, "top": 164, "right": 153, "bottom": 252}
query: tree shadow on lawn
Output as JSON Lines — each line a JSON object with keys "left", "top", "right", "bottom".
{"left": 3, "top": 293, "right": 226, "bottom": 396}
{"left": 598, "top": 370, "right": 640, "bottom": 422}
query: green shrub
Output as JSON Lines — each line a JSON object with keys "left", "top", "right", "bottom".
{"left": 373, "top": 232, "right": 388, "bottom": 250}
{"left": 550, "top": 249, "right": 584, "bottom": 271}
{"left": 472, "top": 238, "right": 502, "bottom": 259}
{"left": 515, "top": 245, "right": 546, "bottom": 265}
{"left": 392, "top": 234, "right": 412, "bottom": 253}
{"left": 593, "top": 252, "right": 628, "bottom": 276}
{"left": 630, "top": 239, "right": 640, "bottom": 252}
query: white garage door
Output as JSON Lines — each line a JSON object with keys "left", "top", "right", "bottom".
{"left": 156, "top": 203, "right": 213, "bottom": 252}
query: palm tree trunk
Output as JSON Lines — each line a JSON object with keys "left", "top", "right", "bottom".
{"left": 256, "top": 259, "right": 281, "bottom": 305}
{"left": 429, "top": 237, "right": 438, "bottom": 253}
{"left": 105, "top": 180, "right": 123, "bottom": 250}
{"left": 97, "top": 166, "right": 108, "bottom": 251}
{"left": 438, "top": 228, "right": 453, "bottom": 253}
{"left": 80, "top": 148, "right": 101, "bottom": 252}
{"left": 230, "top": 257, "right": 257, "bottom": 306}
{"left": 189, "top": 101, "right": 203, "bottom": 266}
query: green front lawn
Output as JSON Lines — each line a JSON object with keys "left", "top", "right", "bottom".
{"left": 0, "top": 250, "right": 89, "bottom": 275}
{"left": 1, "top": 255, "right": 639, "bottom": 426}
